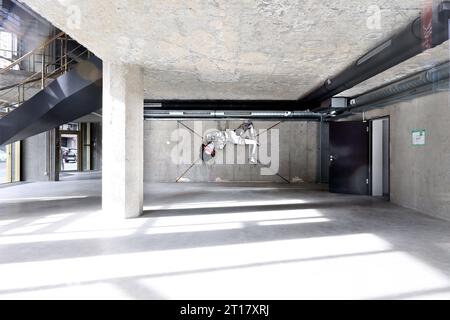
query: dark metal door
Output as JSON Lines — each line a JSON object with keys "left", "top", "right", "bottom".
{"left": 329, "top": 121, "right": 369, "bottom": 195}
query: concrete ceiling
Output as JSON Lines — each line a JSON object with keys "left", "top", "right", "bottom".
{"left": 21, "top": 0, "right": 435, "bottom": 101}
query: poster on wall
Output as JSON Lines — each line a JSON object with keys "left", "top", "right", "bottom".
{"left": 412, "top": 129, "right": 426, "bottom": 146}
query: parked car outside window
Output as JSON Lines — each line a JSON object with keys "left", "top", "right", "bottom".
{"left": 62, "top": 148, "right": 77, "bottom": 163}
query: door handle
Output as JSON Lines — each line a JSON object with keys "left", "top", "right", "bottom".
{"left": 330, "top": 155, "right": 337, "bottom": 162}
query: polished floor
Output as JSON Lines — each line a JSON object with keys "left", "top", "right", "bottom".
{"left": 1, "top": 174, "right": 450, "bottom": 299}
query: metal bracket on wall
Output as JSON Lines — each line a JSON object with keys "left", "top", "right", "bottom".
{"left": 177, "top": 121, "right": 203, "bottom": 139}
{"left": 256, "top": 121, "right": 284, "bottom": 138}
{"left": 175, "top": 159, "right": 201, "bottom": 183}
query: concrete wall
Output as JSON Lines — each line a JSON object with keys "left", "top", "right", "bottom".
{"left": 91, "top": 122, "right": 102, "bottom": 171}
{"left": 21, "top": 132, "right": 48, "bottom": 182}
{"left": 144, "top": 120, "right": 319, "bottom": 183}
{"left": 352, "top": 91, "right": 450, "bottom": 221}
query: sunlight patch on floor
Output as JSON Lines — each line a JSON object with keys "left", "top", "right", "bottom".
{"left": 149, "top": 209, "right": 324, "bottom": 228}
{"left": 143, "top": 199, "right": 306, "bottom": 211}
{"left": 143, "top": 251, "right": 450, "bottom": 300}
{"left": 0, "top": 233, "right": 394, "bottom": 297}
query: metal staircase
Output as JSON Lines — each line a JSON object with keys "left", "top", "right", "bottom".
{"left": 0, "top": 31, "right": 103, "bottom": 146}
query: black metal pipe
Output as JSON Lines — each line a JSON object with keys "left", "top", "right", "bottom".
{"left": 298, "top": 1, "right": 450, "bottom": 109}
{"left": 144, "top": 100, "right": 305, "bottom": 111}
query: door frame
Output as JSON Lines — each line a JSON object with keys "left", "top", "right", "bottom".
{"left": 369, "top": 116, "right": 390, "bottom": 199}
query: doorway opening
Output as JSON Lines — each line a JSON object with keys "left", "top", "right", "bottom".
{"left": 58, "top": 122, "right": 102, "bottom": 180}
{"left": 60, "top": 132, "right": 79, "bottom": 172}
{"left": 370, "top": 117, "right": 390, "bottom": 199}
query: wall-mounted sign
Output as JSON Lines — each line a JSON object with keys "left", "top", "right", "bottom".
{"left": 412, "top": 129, "right": 426, "bottom": 146}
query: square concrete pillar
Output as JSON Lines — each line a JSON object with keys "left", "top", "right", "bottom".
{"left": 102, "top": 63, "right": 144, "bottom": 218}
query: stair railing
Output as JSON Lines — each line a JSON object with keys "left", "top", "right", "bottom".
{"left": 0, "top": 32, "right": 92, "bottom": 117}
{"left": 0, "top": 31, "right": 64, "bottom": 75}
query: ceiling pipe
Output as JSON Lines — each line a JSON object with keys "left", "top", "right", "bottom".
{"left": 348, "top": 61, "right": 450, "bottom": 110}
{"left": 144, "top": 109, "right": 322, "bottom": 121}
{"left": 324, "top": 61, "right": 450, "bottom": 120}
{"left": 298, "top": 0, "right": 450, "bottom": 109}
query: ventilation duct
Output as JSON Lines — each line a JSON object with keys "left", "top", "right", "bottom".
{"left": 298, "top": 0, "right": 450, "bottom": 109}
{"left": 348, "top": 61, "right": 450, "bottom": 111}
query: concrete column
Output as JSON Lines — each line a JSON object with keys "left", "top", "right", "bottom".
{"left": 102, "top": 63, "right": 144, "bottom": 219}
{"left": 46, "top": 128, "right": 59, "bottom": 182}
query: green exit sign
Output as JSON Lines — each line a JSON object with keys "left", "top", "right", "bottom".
{"left": 412, "top": 129, "right": 426, "bottom": 146}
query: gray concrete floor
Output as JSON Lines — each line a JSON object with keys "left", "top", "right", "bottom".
{"left": 1, "top": 174, "right": 450, "bottom": 299}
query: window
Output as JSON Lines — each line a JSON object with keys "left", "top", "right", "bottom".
{"left": 0, "top": 145, "right": 7, "bottom": 183}
{"left": 0, "top": 142, "right": 20, "bottom": 184}
{"left": 0, "top": 30, "right": 18, "bottom": 69}
{"left": 60, "top": 123, "right": 80, "bottom": 131}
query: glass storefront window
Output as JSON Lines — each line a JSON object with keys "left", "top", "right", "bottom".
{"left": 0, "top": 142, "right": 20, "bottom": 184}
{"left": 0, "top": 145, "right": 7, "bottom": 183}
